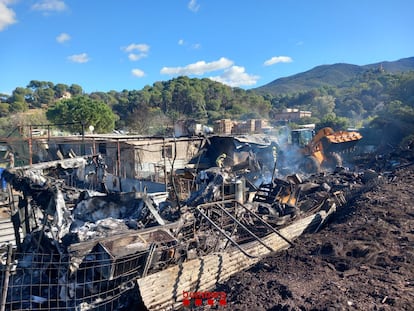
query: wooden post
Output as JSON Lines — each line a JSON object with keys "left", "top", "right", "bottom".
{"left": 92, "top": 138, "right": 96, "bottom": 155}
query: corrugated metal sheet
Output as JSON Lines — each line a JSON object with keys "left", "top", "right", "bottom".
{"left": 233, "top": 134, "right": 277, "bottom": 146}
{"left": 0, "top": 214, "right": 15, "bottom": 247}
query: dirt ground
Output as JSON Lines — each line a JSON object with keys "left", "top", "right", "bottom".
{"left": 214, "top": 157, "right": 414, "bottom": 310}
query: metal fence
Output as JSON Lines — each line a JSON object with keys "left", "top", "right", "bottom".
{"left": 0, "top": 244, "right": 147, "bottom": 311}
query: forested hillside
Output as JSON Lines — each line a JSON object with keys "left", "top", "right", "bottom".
{"left": 255, "top": 63, "right": 364, "bottom": 95}
{"left": 0, "top": 77, "right": 270, "bottom": 135}
{"left": 254, "top": 57, "right": 414, "bottom": 95}
{"left": 1, "top": 58, "right": 414, "bottom": 147}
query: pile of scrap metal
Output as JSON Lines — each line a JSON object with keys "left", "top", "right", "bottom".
{"left": 0, "top": 153, "right": 381, "bottom": 310}
{"left": 137, "top": 167, "right": 382, "bottom": 310}
{"left": 186, "top": 135, "right": 279, "bottom": 187}
{"left": 0, "top": 155, "right": 178, "bottom": 310}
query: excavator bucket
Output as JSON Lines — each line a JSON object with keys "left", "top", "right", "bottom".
{"left": 322, "top": 130, "right": 363, "bottom": 154}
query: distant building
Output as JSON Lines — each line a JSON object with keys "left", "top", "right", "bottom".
{"left": 59, "top": 91, "right": 72, "bottom": 100}
{"left": 273, "top": 108, "right": 312, "bottom": 122}
{"left": 214, "top": 119, "right": 234, "bottom": 134}
{"left": 214, "top": 119, "right": 270, "bottom": 135}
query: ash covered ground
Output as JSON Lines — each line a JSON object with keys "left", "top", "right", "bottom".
{"left": 211, "top": 155, "right": 414, "bottom": 310}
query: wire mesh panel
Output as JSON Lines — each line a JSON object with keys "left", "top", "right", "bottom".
{"left": 0, "top": 247, "right": 148, "bottom": 311}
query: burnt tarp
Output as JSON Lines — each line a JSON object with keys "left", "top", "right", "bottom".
{"left": 189, "top": 135, "right": 275, "bottom": 168}
{"left": 188, "top": 135, "right": 278, "bottom": 188}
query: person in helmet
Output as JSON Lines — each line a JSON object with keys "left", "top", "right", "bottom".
{"left": 215, "top": 153, "right": 227, "bottom": 168}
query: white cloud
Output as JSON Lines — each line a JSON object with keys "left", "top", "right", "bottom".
{"left": 188, "top": 0, "right": 200, "bottom": 12}
{"left": 128, "top": 53, "right": 146, "bottom": 61}
{"left": 177, "top": 39, "right": 201, "bottom": 50}
{"left": 32, "top": 0, "right": 67, "bottom": 12}
{"left": 131, "top": 69, "right": 145, "bottom": 77}
{"left": 122, "top": 43, "right": 149, "bottom": 53}
{"left": 264, "top": 56, "right": 293, "bottom": 66}
{"left": 0, "top": 1, "right": 17, "bottom": 31}
{"left": 68, "top": 53, "right": 89, "bottom": 63}
{"left": 56, "top": 32, "right": 70, "bottom": 43}
{"left": 209, "top": 66, "right": 259, "bottom": 87}
{"left": 160, "top": 57, "right": 234, "bottom": 76}
{"left": 122, "top": 43, "right": 149, "bottom": 61}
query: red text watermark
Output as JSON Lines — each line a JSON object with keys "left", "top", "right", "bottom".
{"left": 182, "top": 290, "right": 227, "bottom": 307}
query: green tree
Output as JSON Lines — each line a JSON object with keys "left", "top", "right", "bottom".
{"left": 27, "top": 80, "right": 55, "bottom": 108}
{"left": 310, "top": 95, "right": 336, "bottom": 118}
{"left": 367, "top": 101, "right": 414, "bottom": 147}
{"left": 36, "top": 87, "right": 55, "bottom": 108}
{"left": 46, "top": 96, "right": 117, "bottom": 133}
{"left": 316, "top": 114, "right": 349, "bottom": 131}
{"left": 69, "top": 84, "right": 83, "bottom": 96}
{"left": 9, "top": 87, "right": 29, "bottom": 112}
{"left": 89, "top": 91, "right": 118, "bottom": 107}
{"left": 390, "top": 72, "right": 414, "bottom": 108}
{"left": 206, "top": 99, "right": 221, "bottom": 111}
{"left": 54, "top": 83, "right": 69, "bottom": 99}
{"left": 0, "top": 103, "right": 10, "bottom": 117}
{"left": 0, "top": 93, "right": 9, "bottom": 103}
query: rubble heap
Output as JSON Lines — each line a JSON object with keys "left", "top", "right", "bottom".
{"left": 0, "top": 151, "right": 386, "bottom": 310}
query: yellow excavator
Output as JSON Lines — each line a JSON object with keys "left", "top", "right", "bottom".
{"left": 289, "top": 127, "right": 363, "bottom": 173}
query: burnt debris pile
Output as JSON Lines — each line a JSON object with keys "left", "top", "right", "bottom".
{"left": 0, "top": 148, "right": 389, "bottom": 310}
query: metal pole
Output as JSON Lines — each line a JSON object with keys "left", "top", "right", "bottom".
{"left": 195, "top": 207, "right": 257, "bottom": 258}
{"left": 81, "top": 122, "right": 85, "bottom": 155}
{"left": 0, "top": 244, "right": 13, "bottom": 311}
{"left": 235, "top": 200, "right": 294, "bottom": 246}
{"left": 29, "top": 125, "right": 33, "bottom": 166}
{"left": 117, "top": 139, "right": 122, "bottom": 192}
{"left": 212, "top": 203, "right": 274, "bottom": 252}
{"left": 163, "top": 138, "right": 167, "bottom": 190}
{"left": 117, "top": 139, "right": 121, "bottom": 177}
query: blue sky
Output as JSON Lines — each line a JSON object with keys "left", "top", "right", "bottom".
{"left": 1, "top": 0, "right": 413, "bottom": 94}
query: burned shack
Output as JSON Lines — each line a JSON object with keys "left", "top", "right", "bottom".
{"left": 4, "top": 134, "right": 203, "bottom": 181}
{"left": 88, "top": 135, "right": 202, "bottom": 180}
{"left": 2, "top": 133, "right": 205, "bottom": 196}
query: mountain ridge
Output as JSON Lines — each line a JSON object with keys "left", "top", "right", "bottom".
{"left": 253, "top": 56, "right": 414, "bottom": 95}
